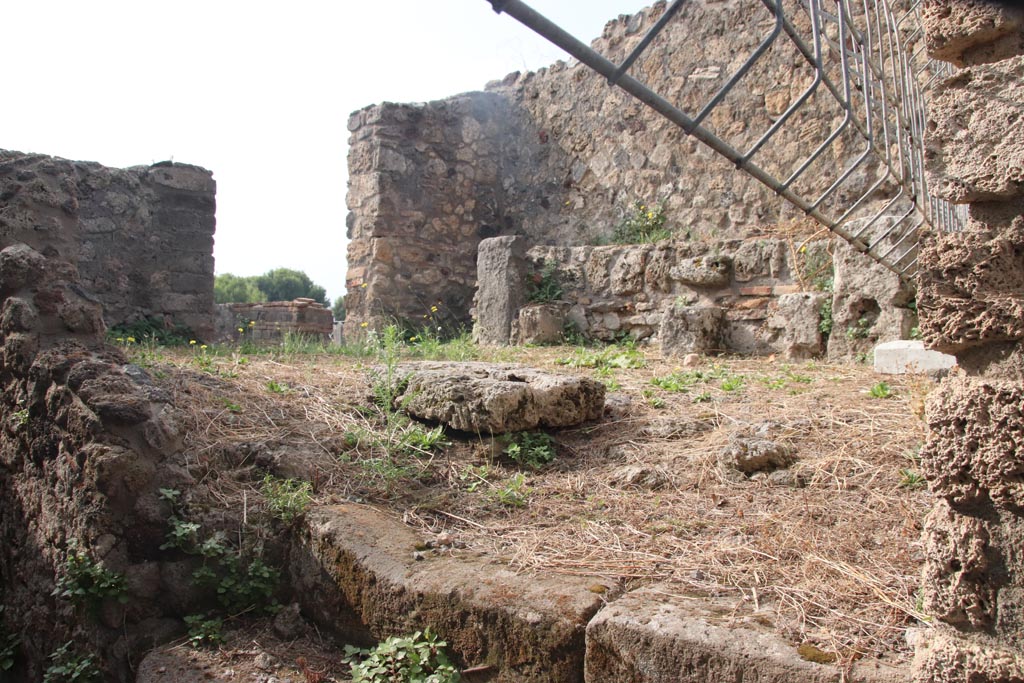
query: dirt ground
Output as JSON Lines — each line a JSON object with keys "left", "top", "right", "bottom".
{"left": 131, "top": 339, "right": 934, "bottom": 679}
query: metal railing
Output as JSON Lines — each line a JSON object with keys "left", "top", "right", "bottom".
{"left": 486, "top": 0, "right": 964, "bottom": 282}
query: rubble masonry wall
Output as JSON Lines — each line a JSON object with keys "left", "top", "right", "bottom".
{"left": 914, "top": 2, "right": 1024, "bottom": 681}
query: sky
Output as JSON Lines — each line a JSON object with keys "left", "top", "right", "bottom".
{"left": 3, "top": 1, "right": 651, "bottom": 304}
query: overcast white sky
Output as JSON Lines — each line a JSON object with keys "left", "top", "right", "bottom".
{"left": 3, "top": 1, "right": 650, "bottom": 303}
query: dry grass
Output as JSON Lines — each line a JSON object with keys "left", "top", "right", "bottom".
{"left": 133, "top": 340, "right": 933, "bottom": 666}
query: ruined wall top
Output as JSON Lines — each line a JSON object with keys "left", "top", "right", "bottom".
{"left": 0, "top": 150, "right": 217, "bottom": 340}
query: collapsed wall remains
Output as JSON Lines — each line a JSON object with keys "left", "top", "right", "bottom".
{"left": 345, "top": 0, "right": 912, "bottom": 333}
{"left": 0, "top": 151, "right": 217, "bottom": 340}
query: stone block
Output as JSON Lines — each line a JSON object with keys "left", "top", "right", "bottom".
{"left": 514, "top": 302, "right": 568, "bottom": 345}
{"left": 145, "top": 163, "right": 216, "bottom": 194}
{"left": 733, "top": 238, "right": 788, "bottom": 281}
{"left": 762, "top": 292, "right": 829, "bottom": 359}
{"left": 388, "top": 361, "right": 605, "bottom": 434}
{"left": 0, "top": 243, "right": 46, "bottom": 293}
{"left": 827, "top": 238, "right": 914, "bottom": 361}
{"left": 921, "top": 375, "right": 1024, "bottom": 510}
{"left": 912, "top": 628, "right": 1024, "bottom": 683}
{"left": 472, "top": 236, "right": 527, "bottom": 346}
{"left": 873, "top": 340, "right": 957, "bottom": 375}
{"left": 925, "top": 56, "right": 1024, "bottom": 203}
{"left": 669, "top": 253, "right": 732, "bottom": 287}
{"left": 659, "top": 304, "right": 724, "bottom": 356}
{"left": 921, "top": 0, "right": 1024, "bottom": 67}
{"left": 584, "top": 587, "right": 907, "bottom": 683}
{"left": 917, "top": 218, "right": 1024, "bottom": 355}
{"left": 290, "top": 505, "right": 603, "bottom": 681}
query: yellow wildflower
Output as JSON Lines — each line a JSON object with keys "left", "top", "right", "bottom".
{"left": 248, "top": 320, "right": 255, "bottom": 327}
{"left": 430, "top": 306, "right": 438, "bottom": 313}
{"left": 360, "top": 283, "right": 368, "bottom": 289}
{"left": 237, "top": 327, "right": 244, "bottom": 333}
{"left": 360, "top": 322, "right": 369, "bottom": 328}
{"left": 126, "top": 336, "right": 136, "bottom": 344}
{"left": 200, "top": 344, "right": 208, "bottom": 350}
{"left": 189, "top": 340, "right": 197, "bottom": 345}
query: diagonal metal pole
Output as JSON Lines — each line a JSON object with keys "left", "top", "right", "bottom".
{"left": 486, "top": 0, "right": 882, "bottom": 260}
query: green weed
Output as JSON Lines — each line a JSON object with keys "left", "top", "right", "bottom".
{"left": 613, "top": 200, "right": 670, "bottom": 244}
{"left": 51, "top": 542, "right": 127, "bottom": 610}
{"left": 184, "top": 614, "right": 225, "bottom": 648}
{"left": 496, "top": 474, "right": 530, "bottom": 508}
{"left": 43, "top": 642, "right": 100, "bottom": 683}
{"left": 503, "top": 432, "right": 557, "bottom": 469}
{"left": 344, "top": 628, "right": 460, "bottom": 683}
{"left": 869, "top": 382, "right": 893, "bottom": 399}
{"left": 260, "top": 475, "right": 312, "bottom": 523}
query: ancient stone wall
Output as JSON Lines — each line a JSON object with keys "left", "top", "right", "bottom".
{"left": 473, "top": 234, "right": 913, "bottom": 360}
{"left": 0, "top": 151, "right": 217, "bottom": 341}
{"left": 345, "top": 0, "right": 905, "bottom": 330}
{"left": 214, "top": 299, "right": 334, "bottom": 344}
{"left": 913, "top": 2, "right": 1024, "bottom": 681}
{"left": 0, "top": 242, "right": 197, "bottom": 680}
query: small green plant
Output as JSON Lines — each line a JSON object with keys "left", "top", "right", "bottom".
{"left": 846, "top": 317, "right": 873, "bottom": 340}
{"left": 899, "top": 468, "right": 926, "bottom": 489}
{"left": 613, "top": 200, "right": 670, "bottom": 244}
{"left": 399, "top": 424, "right": 449, "bottom": 454}
{"left": 869, "top": 382, "right": 893, "bottom": 399}
{"left": 692, "top": 391, "right": 713, "bottom": 403}
{"left": 720, "top": 375, "right": 745, "bottom": 392}
{"left": 503, "top": 432, "right": 557, "bottom": 469}
{"left": 260, "top": 475, "right": 313, "bottom": 523}
{"left": 909, "top": 326, "right": 922, "bottom": 340}
{"left": 641, "top": 389, "right": 666, "bottom": 409}
{"left": 52, "top": 542, "right": 128, "bottom": 610}
{"left": 184, "top": 614, "right": 225, "bottom": 648}
{"left": 344, "top": 628, "right": 460, "bottom": 683}
{"left": 108, "top": 316, "right": 195, "bottom": 347}
{"left": 558, "top": 344, "right": 645, "bottom": 370}
{"left": 527, "top": 260, "right": 564, "bottom": 304}
{"left": 0, "top": 606, "right": 18, "bottom": 672}
{"left": 43, "top": 642, "right": 100, "bottom": 683}
{"left": 818, "top": 298, "right": 834, "bottom": 337}
{"left": 217, "top": 397, "right": 242, "bottom": 414}
{"left": 458, "top": 465, "right": 492, "bottom": 493}
{"left": 11, "top": 409, "right": 29, "bottom": 428}
{"left": 265, "top": 379, "right": 288, "bottom": 394}
{"left": 650, "top": 366, "right": 727, "bottom": 393}
{"left": 496, "top": 474, "right": 530, "bottom": 508}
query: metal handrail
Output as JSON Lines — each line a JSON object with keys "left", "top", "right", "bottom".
{"left": 486, "top": 0, "right": 965, "bottom": 283}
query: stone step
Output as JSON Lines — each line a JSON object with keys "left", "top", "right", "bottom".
{"left": 873, "top": 340, "right": 957, "bottom": 376}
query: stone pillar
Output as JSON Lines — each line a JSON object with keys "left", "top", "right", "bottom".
{"left": 914, "top": 3, "right": 1024, "bottom": 681}
{"left": 472, "top": 235, "right": 527, "bottom": 346}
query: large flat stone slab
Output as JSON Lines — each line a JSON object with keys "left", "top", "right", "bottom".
{"left": 584, "top": 587, "right": 908, "bottom": 683}
{"left": 874, "top": 340, "right": 957, "bottom": 375}
{"left": 390, "top": 361, "right": 605, "bottom": 433}
{"left": 290, "top": 504, "right": 604, "bottom": 682}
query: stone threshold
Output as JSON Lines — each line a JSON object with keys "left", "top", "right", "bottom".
{"left": 284, "top": 504, "right": 910, "bottom": 683}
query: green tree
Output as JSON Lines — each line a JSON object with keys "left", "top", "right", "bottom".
{"left": 214, "top": 274, "right": 266, "bottom": 304}
{"left": 332, "top": 296, "right": 345, "bottom": 321}
{"left": 254, "top": 268, "right": 327, "bottom": 305}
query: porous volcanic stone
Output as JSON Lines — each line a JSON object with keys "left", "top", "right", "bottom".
{"left": 584, "top": 587, "right": 907, "bottom": 683}
{"left": 387, "top": 361, "right": 605, "bottom": 433}
{"left": 921, "top": 0, "right": 1024, "bottom": 67}
{"left": 290, "top": 505, "right": 604, "bottom": 682}
{"left": 659, "top": 304, "right": 724, "bottom": 357}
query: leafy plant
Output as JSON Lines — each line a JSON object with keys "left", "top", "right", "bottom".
{"left": 260, "top": 475, "right": 313, "bottom": 523}
{"left": 650, "top": 366, "right": 727, "bottom": 393}
{"left": 869, "top": 382, "right": 893, "bottom": 399}
{"left": 720, "top": 375, "right": 745, "bottom": 392}
{"left": 613, "top": 200, "right": 670, "bottom": 244}
{"left": 0, "top": 606, "right": 18, "bottom": 672}
{"left": 12, "top": 409, "right": 29, "bottom": 428}
{"left": 496, "top": 474, "right": 530, "bottom": 508}
{"left": 265, "top": 379, "right": 288, "bottom": 394}
{"left": 344, "top": 628, "right": 460, "bottom": 683}
{"left": 108, "top": 317, "right": 195, "bottom": 347}
{"left": 43, "top": 642, "right": 100, "bottom": 683}
{"left": 819, "top": 298, "right": 834, "bottom": 337}
{"left": 527, "top": 260, "right": 564, "bottom": 304}
{"left": 899, "top": 468, "right": 926, "bottom": 489}
{"left": 846, "top": 317, "right": 873, "bottom": 340}
{"left": 51, "top": 542, "right": 128, "bottom": 610}
{"left": 503, "top": 432, "right": 557, "bottom": 469}
{"left": 641, "top": 390, "right": 666, "bottom": 409}
{"left": 558, "top": 344, "right": 644, "bottom": 370}
{"left": 692, "top": 391, "right": 713, "bottom": 403}
{"left": 184, "top": 614, "right": 225, "bottom": 648}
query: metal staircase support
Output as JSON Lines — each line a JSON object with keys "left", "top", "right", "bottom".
{"left": 486, "top": 0, "right": 965, "bottom": 283}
